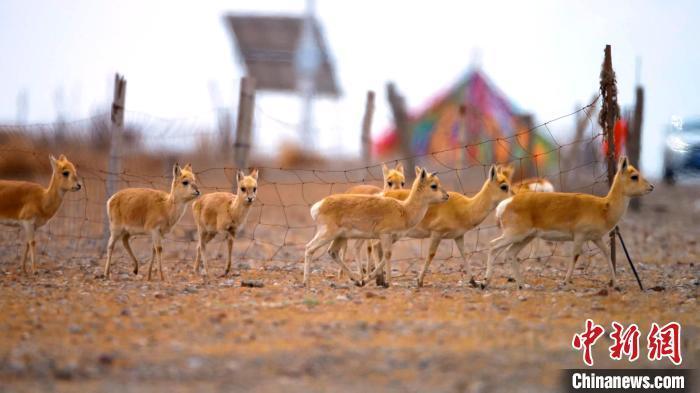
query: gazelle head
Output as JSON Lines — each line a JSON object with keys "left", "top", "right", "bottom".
{"left": 412, "top": 166, "right": 449, "bottom": 204}
{"left": 484, "top": 164, "right": 513, "bottom": 202}
{"left": 382, "top": 162, "right": 405, "bottom": 190}
{"left": 616, "top": 156, "right": 654, "bottom": 197}
{"left": 236, "top": 169, "right": 259, "bottom": 205}
{"left": 49, "top": 154, "right": 82, "bottom": 192}
{"left": 172, "top": 163, "right": 200, "bottom": 201}
{"left": 498, "top": 163, "right": 515, "bottom": 182}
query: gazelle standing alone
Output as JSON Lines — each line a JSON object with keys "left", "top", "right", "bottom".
{"left": 0, "top": 154, "right": 82, "bottom": 274}
{"left": 339, "top": 162, "right": 405, "bottom": 278}
{"left": 192, "top": 169, "right": 258, "bottom": 278}
{"left": 304, "top": 167, "right": 448, "bottom": 288}
{"left": 103, "top": 163, "right": 200, "bottom": 280}
{"left": 483, "top": 156, "right": 653, "bottom": 289}
{"left": 380, "top": 165, "right": 512, "bottom": 287}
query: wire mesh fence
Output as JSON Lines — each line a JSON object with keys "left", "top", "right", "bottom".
{"left": 0, "top": 97, "right": 611, "bottom": 281}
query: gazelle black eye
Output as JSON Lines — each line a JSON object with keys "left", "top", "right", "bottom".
{"left": 430, "top": 184, "right": 438, "bottom": 190}
{"left": 253, "top": 187, "right": 257, "bottom": 192}
{"left": 62, "top": 171, "right": 69, "bottom": 177}
{"left": 240, "top": 187, "right": 246, "bottom": 192}
{"left": 401, "top": 182, "right": 405, "bottom": 187}
{"left": 387, "top": 182, "right": 393, "bottom": 187}
{"left": 631, "top": 175, "right": 639, "bottom": 181}
{"left": 500, "top": 184, "right": 509, "bottom": 191}
{"left": 182, "top": 181, "right": 189, "bottom": 186}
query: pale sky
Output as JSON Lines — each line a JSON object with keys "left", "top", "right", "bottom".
{"left": 1, "top": 0, "right": 699, "bottom": 177}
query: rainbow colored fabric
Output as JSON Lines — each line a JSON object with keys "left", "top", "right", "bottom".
{"left": 374, "top": 70, "right": 556, "bottom": 169}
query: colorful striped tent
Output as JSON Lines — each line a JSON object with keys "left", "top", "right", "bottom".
{"left": 374, "top": 69, "right": 557, "bottom": 170}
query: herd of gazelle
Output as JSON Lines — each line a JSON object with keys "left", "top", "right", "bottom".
{"left": 0, "top": 154, "right": 653, "bottom": 290}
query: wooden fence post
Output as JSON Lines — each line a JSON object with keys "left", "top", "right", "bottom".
{"left": 387, "top": 82, "right": 414, "bottom": 180}
{"left": 361, "top": 90, "right": 375, "bottom": 166}
{"left": 599, "top": 45, "right": 620, "bottom": 270}
{"left": 102, "top": 74, "right": 126, "bottom": 245}
{"left": 628, "top": 86, "right": 644, "bottom": 211}
{"left": 457, "top": 105, "right": 467, "bottom": 170}
{"left": 234, "top": 76, "right": 255, "bottom": 186}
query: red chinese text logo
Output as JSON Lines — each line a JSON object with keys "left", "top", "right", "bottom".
{"left": 572, "top": 320, "right": 682, "bottom": 366}
{"left": 572, "top": 319, "right": 605, "bottom": 366}
{"left": 647, "top": 322, "right": 682, "bottom": 365}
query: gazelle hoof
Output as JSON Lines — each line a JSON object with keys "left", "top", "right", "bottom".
{"left": 468, "top": 277, "right": 478, "bottom": 288}
{"left": 479, "top": 282, "right": 487, "bottom": 290}
{"left": 133, "top": 268, "right": 138, "bottom": 275}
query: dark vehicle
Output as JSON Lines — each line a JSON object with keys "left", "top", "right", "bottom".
{"left": 663, "top": 119, "right": 700, "bottom": 183}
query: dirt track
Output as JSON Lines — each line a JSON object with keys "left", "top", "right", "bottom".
{"left": 0, "top": 184, "right": 698, "bottom": 392}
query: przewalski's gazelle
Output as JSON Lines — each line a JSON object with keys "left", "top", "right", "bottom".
{"left": 102, "top": 163, "right": 200, "bottom": 280}
{"left": 304, "top": 167, "right": 448, "bottom": 288}
{"left": 380, "top": 164, "right": 512, "bottom": 287}
{"left": 192, "top": 169, "right": 258, "bottom": 278}
{"left": 483, "top": 156, "right": 653, "bottom": 290}
{"left": 499, "top": 164, "right": 554, "bottom": 259}
{"left": 0, "top": 154, "right": 82, "bottom": 274}
{"left": 338, "top": 162, "right": 405, "bottom": 278}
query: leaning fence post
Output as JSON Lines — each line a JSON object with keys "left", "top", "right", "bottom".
{"left": 628, "top": 85, "right": 644, "bottom": 211}
{"left": 599, "top": 45, "right": 619, "bottom": 270}
{"left": 233, "top": 76, "right": 255, "bottom": 188}
{"left": 103, "top": 73, "right": 126, "bottom": 246}
{"left": 361, "top": 90, "right": 375, "bottom": 166}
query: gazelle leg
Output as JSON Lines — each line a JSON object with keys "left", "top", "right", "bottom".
{"left": 121, "top": 234, "right": 140, "bottom": 275}
{"left": 453, "top": 235, "right": 477, "bottom": 287}
{"left": 417, "top": 232, "right": 442, "bottom": 287}
{"left": 20, "top": 242, "right": 30, "bottom": 275}
{"left": 368, "top": 234, "right": 394, "bottom": 287}
{"left": 146, "top": 247, "right": 156, "bottom": 281}
{"left": 303, "top": 226, "right": 335, "bottom": 288}
{"left": 199, "top": 232, "right": 213, "bottom": 279}
{"left": 482, "top": 234, "right": 519, "bottom": 289}
{"left": 149, "top": 230, "right": 164, "bottom": 281}
{"left": 103, "top": 231, "right": 119, "bottom": 279}
{"left": 504, "top": 237, "right": 532, "bottom": 289}
{"left": 328, "top": 238, "right": 362, "bottom": 285}
{"left": 353, "top": 239, "right": 367, "bottom": 276}
{"left": 21, "top": 222, "right": 37, "bottom": 275}
{"left": 193, "top": 230, "right": 203, "bottom": 274}
{"left": 223, "top": 234, "right": 234, "bottom": 277}
{"left": 564, "top": 237, "right": 584, "bottom": 286}
{"left": 336, "top": 239, "right": 349, "bottom": 279}
{"left": 592, "top": 238, "right": 617, "bottom": 288}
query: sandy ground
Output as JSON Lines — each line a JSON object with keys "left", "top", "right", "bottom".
{"left": 0, "top": 183, "right": 698, "bottom": 392}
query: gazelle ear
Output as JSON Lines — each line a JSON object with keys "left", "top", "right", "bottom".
{"left": 237, "top": 170, "right": 245, "bottom": 183}
{"left": 183, "top": 163, "right": 192, "bottom": 171}
{"left": 489, "top": 164, "right": 497, "bottom": 181}
{"left": 618, "top": 156, "right": 629, "bottom": 172}
{"left": 173, "top": 163, "right": 182, "bottom": 178}
{"left": 49, "top": 155, "right": 58, "bottom": 170}
{"left": 415, "top": 166, "right": 422, "bottom": 178}
{"left": 58, "top": 154, "right": 67, "bottom": 161}
{"left": 249, "top": 168, "right": 259, "bottom": 180}
{"left": 420, "top": 168, "right": 427, "bottom": 179}
{"left": 382, "top": 163, "right": 389, "bottom": 177}
{"left": 395, "top": 162, "right": 404, "bottom": 174}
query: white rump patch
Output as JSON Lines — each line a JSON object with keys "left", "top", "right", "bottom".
{"left": 310, "top": 200, "right": 323, "bottom": 221}
{"left": 496, "top": 197, "right": 513, "bottom": 221}
{"left": 529, "top": 180, "right": 554, "bottom": 193}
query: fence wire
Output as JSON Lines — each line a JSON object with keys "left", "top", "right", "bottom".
{"left": 0, "top": 97, "right": 611, "bottom": 282}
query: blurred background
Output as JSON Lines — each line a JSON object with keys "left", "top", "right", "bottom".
{"left": 1, "top": 0, "right": 699, "bottom": 180}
